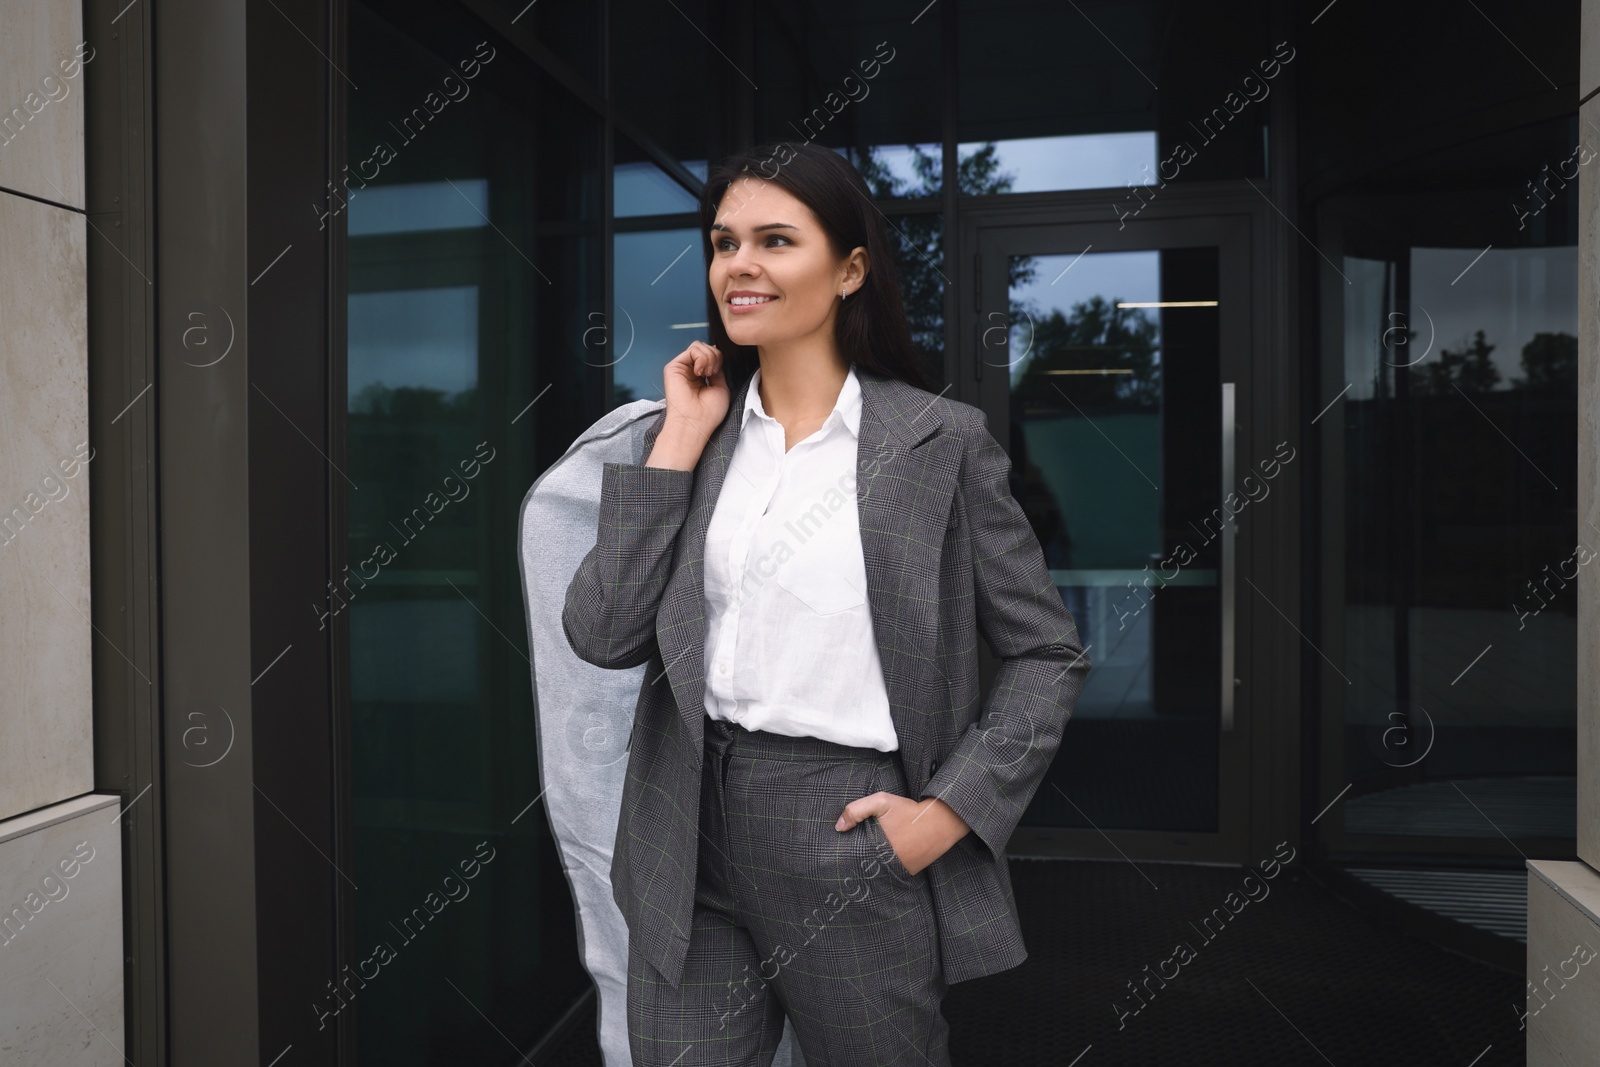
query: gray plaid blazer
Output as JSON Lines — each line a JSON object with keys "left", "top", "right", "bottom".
{"left": 562, "top": 365, "right": 1090, "bottom": 989}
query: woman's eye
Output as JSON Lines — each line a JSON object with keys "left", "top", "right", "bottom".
{"left": 715, "top": 236, "right": 790, "bottom": 250}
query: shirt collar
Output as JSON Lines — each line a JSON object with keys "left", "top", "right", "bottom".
{"left": 742, "top": 362, "right": 862, "bottom": 440}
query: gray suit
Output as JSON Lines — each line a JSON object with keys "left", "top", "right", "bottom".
{"left": 562, "top": 365, "right": 1090, "bottom": 997}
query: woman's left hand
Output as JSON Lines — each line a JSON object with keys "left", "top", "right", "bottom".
{"left": 835, "top": 793, "right": 970, "bottom": 876}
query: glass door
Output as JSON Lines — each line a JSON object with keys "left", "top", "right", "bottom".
{"left": 968, "top": 214, "right": 1257, "bottom": 864}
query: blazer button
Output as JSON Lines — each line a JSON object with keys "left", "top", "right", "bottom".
{"left": 928, "top": 759, "right": 939, "bottom": 776}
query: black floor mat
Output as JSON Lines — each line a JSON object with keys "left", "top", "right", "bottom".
{"left": 539, "top": 857, "right": 1527, "bottom": 1066}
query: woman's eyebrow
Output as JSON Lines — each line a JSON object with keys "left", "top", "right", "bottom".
{"left": 710, "top": 221, "right": 800, "bottom": 234}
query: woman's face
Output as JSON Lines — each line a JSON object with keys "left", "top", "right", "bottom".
{"left": 708, "top": 178, "right": 865, "bottom": 351}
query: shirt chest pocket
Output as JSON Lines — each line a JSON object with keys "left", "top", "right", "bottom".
{"left": 774, "top": 524, "right": 868, "bottom": 616}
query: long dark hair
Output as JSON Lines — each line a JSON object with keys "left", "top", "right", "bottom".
{"left": 698, "top": 142, "right": 932, "bottom": 396}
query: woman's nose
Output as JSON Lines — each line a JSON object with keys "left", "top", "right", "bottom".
{"left": 723, "top": 245, "right": 759, "bottom": 278}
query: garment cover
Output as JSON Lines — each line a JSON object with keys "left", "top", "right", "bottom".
{"left": 517, "top": 398, "right": 806, "bottom": 1066}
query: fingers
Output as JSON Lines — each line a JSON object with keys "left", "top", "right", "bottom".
{"left": 834, "top": 791, "right": 889, "bottom": 831}
{"left": 683, "top": 340, "right": 722, "bottom": 380}
{"left": 664, "top": 343, "right": 721, "bottom": 402}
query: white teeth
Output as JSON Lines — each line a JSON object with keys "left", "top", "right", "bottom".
{"left": 730, "top": 296, "right": 776, "bottom": 305}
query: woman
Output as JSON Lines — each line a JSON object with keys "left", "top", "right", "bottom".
{"left": 563, "top": 143, "right": 1089, "bottom": 1067}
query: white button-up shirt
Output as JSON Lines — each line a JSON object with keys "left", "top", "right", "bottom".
{"left": 700, "top": 363, "right": 898, "bottom": 752}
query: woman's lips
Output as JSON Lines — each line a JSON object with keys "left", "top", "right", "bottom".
{"left": 727, "top": 295, "right": 778, "bottom": 314}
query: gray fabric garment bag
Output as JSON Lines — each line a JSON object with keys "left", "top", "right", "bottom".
{"left": 517, "top": 397, "right": 806, "bottom": 1066}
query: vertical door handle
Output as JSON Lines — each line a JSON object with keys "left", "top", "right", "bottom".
{"left": 1220, "top": 382, "right": 1236, "bottom": 733}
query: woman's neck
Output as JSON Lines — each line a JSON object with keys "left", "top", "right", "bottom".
{"left": 754, "top": 351, "right": 850, "bottom": 428}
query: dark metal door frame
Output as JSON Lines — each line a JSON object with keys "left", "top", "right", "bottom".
{"left": 954, "top": 185, "right": 1299, "bottom": 866}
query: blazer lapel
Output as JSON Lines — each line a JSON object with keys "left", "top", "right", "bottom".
{"left": 655, "top": 367, "right": 964, "bottom": 772}
{"left": 854, "top": 371, "right": 964, "bottom": 772}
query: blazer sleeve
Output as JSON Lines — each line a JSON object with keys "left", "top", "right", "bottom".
{"left": 919, "top": 407, "right": 1091, "bottom": 861}
{"left": 561, "top": 409, "right": 695, "bottom": 670}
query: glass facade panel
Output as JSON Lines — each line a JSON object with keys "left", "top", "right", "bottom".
{"left": 1317, "top": 115, "right": 1580, "bottom": 847}
{"left": 346, "top": 2, "right": 601, "bottom": 1061}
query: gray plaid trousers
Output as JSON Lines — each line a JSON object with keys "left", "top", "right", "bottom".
{"left": 628, "top": 716, "right": 950, "bottom": 1067}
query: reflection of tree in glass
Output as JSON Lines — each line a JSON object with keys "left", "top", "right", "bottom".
{"left": 888, "top": 210, "right": 945, "bottom": 360}
{"left": 848, "top": 144, "right": 1034, "bottom": 367}
{"left": 1009, "top": 295, "right": 1161, "bottom": 411}
{"left": 349, "top": 381, "right": 478, "bottom": 418}
{"left": 1406, "top": 329, "right": 1500, "bottom": 394}
{"left": 347, "top": 381, "right": 481, "bottom": 570}
{"left": 1512, "top": 331, "right": 1577, "bottom": 390}
{"left": 1378, "top": 328, "right": 1574, "bottom": 396}
{"left": 849, "top": 141, "right": 1019, "bottom": 199}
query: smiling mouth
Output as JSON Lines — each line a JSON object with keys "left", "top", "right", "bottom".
{"left": 728, "top": 295, "right": 778, "bottom": 306}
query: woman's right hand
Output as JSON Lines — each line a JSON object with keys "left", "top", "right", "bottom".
{"left": 648, "top": 341, "right": 729, "bottom": 469}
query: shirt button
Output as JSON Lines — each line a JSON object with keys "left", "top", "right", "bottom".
{"left": 718, "top": 664, "right": 728, "bottom": 674}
